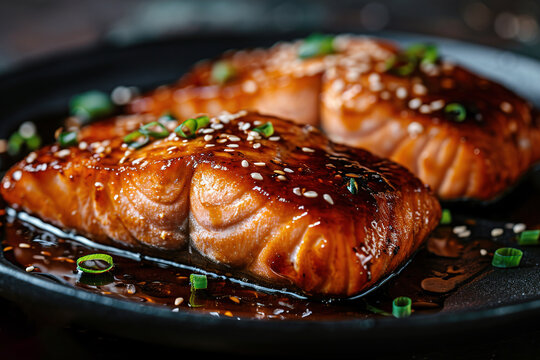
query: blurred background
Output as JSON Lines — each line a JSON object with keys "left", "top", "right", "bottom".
{"left": 0, "top": 0, "right": 539, "bottom": 73}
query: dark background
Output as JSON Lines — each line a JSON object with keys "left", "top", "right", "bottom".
{"left": 0, "top": 1, "right": 539, "bottom": 359}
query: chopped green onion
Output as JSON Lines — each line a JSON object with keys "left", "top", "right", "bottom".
{"left": 444, "top": 103, "right": 467, "bottom": 122}
{"left": 386, "top": 43, "right": 439, "bottom": 76}
{"left": 25, "top": 134, "right": 42, "bottom": 150}
{"left": 76, "top": 253, "right": 114, "bottom": 274}
{"left": 158, "top": 112, "right": 176, "bottom": 123}
{"left": 253, "top": 122, "right": 274, "bottom": 137}
{"left": 298, "top": 33, "right": 335, "bottom": 59}
{"left": 190, "top": 274, "right": 208, "bottom": 290}
{"left": 405, "top": 43, "right": 439, "bottom": 65}
{"left": 139, "top": 121, "right": 169, "bottom": 139}
{"left": 385, "top": 55, "right": 416, "bottom": 76}
{"left": 518, "top": 230, "right": 540, "bottom": 246}
{"left": 363, "top": 300, "right": 391, "bottom": 316}
{"left": 440, "top": 209, "right": 452, "bottom": 225}
{"left": 175, "top": 118, "right": 198, "bottom": 138}
{"left": 70, "top": 90, "right": 114, "bottom": 121}
{"left": 392, "top": 296, "right": 412, "bottom": 318}
{"left": 174, "top": 116, "right": 209, "bottom": 139}
{"left": 211, "top": 60, "right": 236, "bottom": 85}
{"left": 58, "top": 131, "right": 78, "bottom": 148}
{"left": 123, "top": 130, "right": 149, "bottom": 149}
{"left": 347, "top": 178, "right": 358, "bottom": 195}
{"left": 491, "top": 247, "right": 523, "bottom": 268}
{"left": 7, "top": 132, "right": 25, "bottom": 155}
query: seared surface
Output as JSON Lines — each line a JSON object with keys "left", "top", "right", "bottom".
{"left": 128, "top": 35, "right": 540, "bottom": 201}
{"left": 1, "top": 111, "right": 440, "bottom": 297}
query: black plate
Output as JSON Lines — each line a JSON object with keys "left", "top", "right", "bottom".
{"left": 0, "top": 32, "right": 539, "bottom": 357}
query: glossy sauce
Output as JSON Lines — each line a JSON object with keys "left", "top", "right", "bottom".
{"left": 1, "top": 209, "right": 502, "bottom": 320}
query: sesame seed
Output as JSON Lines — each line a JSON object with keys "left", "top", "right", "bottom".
{"left": 241, "top": 160, "right": 249, "bottom": 167}
{"left": 242, "top": 80, "right": 258, "bottom": 94}
{"left": 227, "top": 144, "right": 239, "bottom": 148}
{"left": 457, "top": 230, "right": 471, "bottom": 238}
{"left": 19, "top": 243, "right": 31, "bottom": 248}
{"left": 26, "top": 152, "right": 38, "bottom": 163}
{"left": 211, "top": 123, "right": 224, "bottom": 130}
{"left": 217, "top": 139, "right": 228, "bottom": 143}
{"left": 500, "top": 101, "right": 513, "bottom": 113}
{"left": 202, "top": 128, "right": 215, "bottom": 134}
{"left": 253, "top": 143, "right": 261, "bottom": 149}
{"left": 223, "top": 148, "right": 235, "bottom": 152}
{"left": 174, "top": 297, "right": 184, "bottom": 306}
{"left": 323, "top": 194, "right": 334, "bottom": 205}
{"left": 205, "top": 144, "right": 215, "bottom": 148}
{"left": 56, "top": 149, "right": 71, "bottom": 158}
{"left": 513, "top": 223, "right": 526, "bottom": 233}
{"left": 419, "top": 104, "right": 431, "bottom": 114}
{"left": 25, "top": 266, "right": 35, "bottom": 272}
{"left": 407, "top": 122, "right": 424, "bottom": 136}
{"left": 274, "top": 170, "right": 285, "bottom": 175}
{"left": 227, "top": 135, "right": 241, "bottom": 142}
{"left": 302, "top": 147, "right": 315, "bottom": 153}
{"left": 283, "top": 167, "right": 294, "bottom": 173}
{"left": 413, "top": 83, "right": 427, "bottom": 95}
{"left": 240, "top": 122, "right": 251, "bottom": 131}
{"left": 303, "top": 191, "right": 318, "bottom": 198}
{"left": 396, "top": 87, "right": 408, "bottom": 99}
{"left": 251, "top": 172, "right": 263, "bottom": 180}
{"left": 293, "top": 187, "right": 302, "bottom": 196}
{"left": 3, "top": 181, "right": 11, "bottom": 189}
{"left": 277, "top": 175, "right": 287, "bottom": 181}
{"left": 12, "top": 170, "right": 22, "bottom": 181}
{"left": 480, "top": 249, "right": 488, "bottom": 256}
{"left": 430, "top": 99, "right": 445, "bottom": 111}
{"left": 252, "top": 162, "right": 265, "bottom": 167}
{"left": 452, "top": 225, "right": 467, "bottom": 234}
{"left": 408, "top": 98, "right": 421, "bottom": 110}
{"left": 204, "top": 135, "right": 213, "bottom": 141}
{"left": 491, "top": 228, "right": 504, "bottom": 237}
{"left": 269, "top": 136, "right": 280, "bottom": 141}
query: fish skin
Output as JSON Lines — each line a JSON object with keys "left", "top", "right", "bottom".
{"left": 1, "top": 111, "right": 440, "bottom": 297}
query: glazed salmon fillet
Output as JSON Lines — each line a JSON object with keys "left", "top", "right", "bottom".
{"left": 1, "top": 111, "right": 440, "bottom": 297}
{"left": 128, "top": 35, "right": 540, "bottom": 201}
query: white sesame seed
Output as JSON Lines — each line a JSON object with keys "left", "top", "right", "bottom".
{"left": 217, "top": 138, "right": 228, "bottom": 143}
{"left": 413, "top": 83, "right": 427, "bottom": 95}
{"left": 419, "top": 104, "right": 432, "bottom": 114}
{"left": 396, "top": 87, "right": 408, "bottom": 99}
{"left": 211, "top": 123, "right": 224, "bottom": 130}
{"left": 202, "top": 128, "right": 215, "bottom": 134}
{"left": 55, "top": 149, "right": 71, "bottom": 158}
{"left": 323, "top": 194, "right": 334, "bottom": 205}
{"left": 227, "top": 135, "right": 241, "bottom": 142}
{"left": 283, "top": 167, "right": 294, "bottom": 173}
{"left": 174, "top": 297, "right": 184, "bottom": 306}
{"left": 19, "top": 243, "right": 30, "bottom": 248}
{"left": 227, "top": 144, "right": 239, "bottom": 148}
{"left": 457, "top": 230, "right": 471, "bottom": 238}
{"left": 205, "top": 144, "right": 215, "bottom": 148}
{"left": 242, "top": 80, "right": 258, "bottom": 94}
{"left": 491, "top": 228, "right": 504, "bottom": 237}
{"left": 303, "top": 191, "right": 318, "bottom": 198}
{"left": 26, "top": 152, "right": 38, "bottom": 163}
{"left": 12, "top": 170, "right": 22, "bottom": 181}
{"left": 25, "top": 266, "right": 35, "bottom": 272}
{"left": 480, "top": 249, "right": 488, "bottom": 256}
{"left": 513, "top": 223, "right": 526, "bottom": 233}
{"left": 241, "top": 160, "right": 249, "bottom": 168}
{"left": 293, "top": 187, "right": 302, "bottom": 196}
{"left": 407, "top": 122, "right": 424, "bottom": 136}
{"left": 302, "top": 147, "right": 315, "bottom": 153}
{"left": 269, "top": 136, "right": 280, "bottom": 141}
{"left": 3, "top": 181, "right": 11, "bottom": 189}
{"left": 223, "top": 148, "right": 235, "bottom": 152}
{"left": 408, "top": 98, "right": 421, "bottom": 110}
{"left": 204, "top": 135, "right": 213, "bottom": 141}
{"left": 251, "top": 172, "right": 263, "bottom": 180}
{"left": 430, "top": 99, "right": 445, "bottom": 111}
{"left": 240, "top": 122, "right": 251, "bottom": 131}
{"left": 253, "top": 143, "right": 261, "bottom": 149}
{"left": 500, "top": 101, "right": 513, "bottom": 113}
{"left": 453, "top": 225, "right": 467, "bottom": 234}
{"left": 277, "top": 175, "right": 287, "bottom": 181}
{"left": 254, "top": 162, "right": 266, "bottom": 167}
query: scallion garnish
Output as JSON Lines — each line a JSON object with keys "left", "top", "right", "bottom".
{"left": 70, "top": 90, "right": 114, "bottom": 121}
{"left": 76, "top": 253, "right": 114, "bottom": 274}
{"left": 7, "top": 132, "right": 25, "bottom": 156}
{"left": 405, "top": 43, "right": 438, "bottom": 65}
{"left": 386, "top": 43, "right": 439, "bottom": 76}
{"left": 174, "top": 115, "right": 210, "bottom": 138}
{"left": 190, "top": 273, "right": 208, "bottom": 290}
{"left": 211, "top": 60, "right": 237, "bottom": 85}
{"left": 139, "top": 121, "right": 169, "bottom": 139}
{"left": 253, "top": 122, "right": 274, "bottom": 137}
{"left": 392, "top": 296, "right": 412, "bottom": 318}
{"left": 517, "top": 230, "right": 540, "bottom": 246}
{"left": 25, "top": 135, "right": 42, "bottom": 150}
{"left": 123, "top": 130, "right": 150, "bottom": 149}
{"left": 347, "top": 178, "right": 358, "bottom": 195}
{"left": 440, "top": 209, "right": 452, "bottom": 225}
{"left": 491, "top": 247, "right": 523, "bottom": 268}
{"left": 444, "top": 103, "right": 467, "bottom": 122}
{"left": 58, "top": 131, "right": 78, "bottom": 148}
{"left": 158, "top": 112, "right": 176, "bottom": 123}
{"left": 298, "top": 33, "right": 335, "bottom": 59}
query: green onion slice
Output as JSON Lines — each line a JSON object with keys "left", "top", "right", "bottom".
{"left": 298, "top": 33, "right": 335, "bottom": 59}
{"left": 174, "top": 116, "right": 210, "bottom": 138}
{"left": 386, "top": 43, "right": 439, "bottom": 76}
{"left": 7, "top": 132, "right": 25, "bottom": 155}
{"left": 253, "top": 122, "right": 274, "bottom": 137}
{"left": 139, "top": 121, "right": 169, "bottom": 138}
{"left": 347, "top": 178, "right": 358, "bottom": 195}
{"left": 444, "top": 103, "right": 467, "bottom": 122}
{"left": 491, "top": 247, "right": 523, "bottom": 268}
{"left": 211, "top": 60, "right": 237, "bottom": 85}
{"left": 195, "top": 115, "right": 210, "bottom": 129}
{"left": 70, "top": 90, "right": 114, "bottom": 121}
{"left": 392, "top": 296, "right": 412, "bottom": 318}
{"left": 76, "top": 253, "right": 114, "bottom": 274}
{"left": 190, "top": 273, "right": 208, "bottom": 290}
{"left": 26, "top": 134, "right": 42, "bottom": 150}
{"left": 123, "top": 130, "right": 150, "bottom": 149}
{"left": 440, "top": 209, "right": 452, "bottom": 225}
{"left": 364, "top": 300, "right": 391, "bottom": 316}
{"left": 58, "top": 131, "right": 78, "bottom": 147}
{"left": 405, "top": 43, "right": 439, "bottom": 65}
{"left": 518, "top": 230, "right": 539, "bottom": 246}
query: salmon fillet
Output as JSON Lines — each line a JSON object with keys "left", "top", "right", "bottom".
{"left": 1, "top": 111, "right": 440, "bottom": 297}
{"left": 128, "top": 35, "right": 540, "bottom": 201}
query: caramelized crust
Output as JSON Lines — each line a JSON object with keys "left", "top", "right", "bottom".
{"left": 128, "top": 35, "right": 540, "bottom": 201}
{"left": 1, "top": 112, "right": 440, "bottom": 297}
